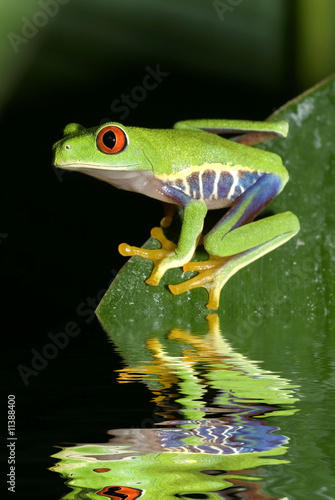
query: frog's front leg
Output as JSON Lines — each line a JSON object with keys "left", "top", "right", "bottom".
{"left": 119, "top": 186, "right": 207, "bottom": 286}
{"left": 170, "top": 173, "right": 300, "bottom": 309}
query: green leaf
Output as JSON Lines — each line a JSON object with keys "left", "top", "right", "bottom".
{"left": 96, "top": 76, "right": 335, "bottom": 338}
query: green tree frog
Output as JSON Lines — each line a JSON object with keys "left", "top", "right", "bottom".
{"left": 53, "top": 119, "right": 299, "bottom": 309}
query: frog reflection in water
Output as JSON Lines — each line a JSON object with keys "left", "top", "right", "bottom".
{"left": 114, "top": 314, "right": 296, "bottom": 453}
{"left": 53, "top": 119, "right": 299, "bottom": 309}
{"left": 52, "top": 315, "right": 296, "bottom": 499}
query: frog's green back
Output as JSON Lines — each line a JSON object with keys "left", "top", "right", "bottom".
{"left": 135, "top": 127, "right": 285, "bottom": 176}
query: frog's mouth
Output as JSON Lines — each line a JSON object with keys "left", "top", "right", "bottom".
{"left": 55, "top": 162, "right": 141, "bottom": 171}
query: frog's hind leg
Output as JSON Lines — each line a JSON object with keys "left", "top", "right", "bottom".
{"left": 169, "top": 211, "right": 300, "bottom": 310}
{"left": 170, "top": 172, "right": 299, "bottom": 309}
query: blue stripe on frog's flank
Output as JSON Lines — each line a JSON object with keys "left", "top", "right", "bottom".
{"left": 217, "top": 171, "right": 234, "bottom": 199}
{"left": 187, "top": 171, "right": 200, "bottom": 198}
{"left": 230, "top": 169, "right": 263, "bottom": 201}
{"left": 202, "top": 169, "right": 216, "bottom": 198}
{"left": 158, "top": 165, "right": 264, "bottom": 203}
{"left": 174, "top": 178, "right": 186, "bottom": 191}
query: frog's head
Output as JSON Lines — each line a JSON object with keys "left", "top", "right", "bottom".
{"left": 52, "top": 122, "right": 154, "bottom": 187}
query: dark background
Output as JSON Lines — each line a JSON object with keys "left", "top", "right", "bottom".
{"left": 1, "top": 1, "right": 335, "bottom": 498}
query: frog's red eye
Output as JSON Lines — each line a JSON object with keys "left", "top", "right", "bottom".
{"left": 97, "top": 126, "right": 128, "bottom": 154}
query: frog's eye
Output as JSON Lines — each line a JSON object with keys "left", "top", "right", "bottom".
{"left": 97, "top": 125, "right": 128, "bottom": 154}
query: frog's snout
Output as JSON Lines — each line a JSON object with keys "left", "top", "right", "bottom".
{"left": 52, "top": 123, "right": 87, "bottom": 167}
{"left": 52, "top": 138, "right": 71, "bottom": 167}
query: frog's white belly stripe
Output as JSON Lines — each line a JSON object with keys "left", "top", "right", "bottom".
{"left": 212, "top": 170, "right": 220, "bottom": 200}
{"left": 227, "top": 170, "right": 240, "bottom": 200}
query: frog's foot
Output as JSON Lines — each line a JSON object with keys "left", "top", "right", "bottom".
{"left": 119, "top": 227, "right": 175, "bottom": 262}
{"left": 168, "top": 256, "right": 234, "bottom": 310}
{"left": 160, "top": 203, "right": 177, "bottom": 229}
{"left": 119, "top": 227, "right": 178, "bottom": 286}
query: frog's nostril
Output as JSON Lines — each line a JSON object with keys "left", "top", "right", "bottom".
{"left": 64, "top": 144, "right": 71, "bottom": 150}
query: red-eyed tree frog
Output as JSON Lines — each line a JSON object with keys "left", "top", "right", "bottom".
{"left": 53, "top": 119, "right": 300, "bottom": 309}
